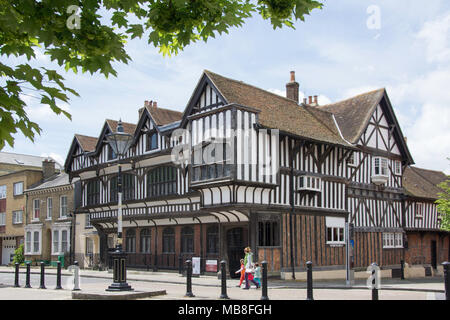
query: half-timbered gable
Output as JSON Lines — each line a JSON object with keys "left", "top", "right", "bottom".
{"left": 64, "top": 134, "right": 97, "bottom": 174}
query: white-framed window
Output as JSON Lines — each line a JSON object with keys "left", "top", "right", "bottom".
{"left": 33, "top": 199, "right": 40, "bottom": 220}
{"left": 347, "top": 152, "right": 357, "bottom": 167}
{"left": 373, "top": 157, "right": 389, "bottom": 176}
{"left": 0, "top": 185, "right": 6, "bottom": 199}
{"left": 61, "top": 230, "right": 68, "bottom": 252}
{"left": 24, "top": 224, "right": 42, "bottom": 255}
{"left": 47, "top": 197, "right": 53, "bottom": 220}
{"left": 383, "top": 232, "right": 403, "bottom": 248}
{"left": 0, "top": 212, "right": 5, "bottom": 226}
{"left": 415, "top": 203, "right": 424, "bottom": 218}
{"left": 60, "top": 196, "right": 68, "bottom": 218}
{"left": 53, "top": 230, "right": 59, "bottom": 254}
{"left": 26, "top": 231, "right": 32, "bottom": 254}
{"left": 298, "top": 175, "right": 322, "bottom": 192}
{"left": 12, "top": 210, "right": 23, "bottom": 224}
{"left": 13, "top": 182, "right": 24, "bottom": 196}
{"left": 394, "top": 160, "right": 402, "bottom": 175}
{"left": 51, "top": 223, "right": 71, "bottom": 255}
{"left": 326, "top": 217, "right": 345, "bottom": 245}
{"left": 86, "top": 238, "right": 94, "bottom": 255}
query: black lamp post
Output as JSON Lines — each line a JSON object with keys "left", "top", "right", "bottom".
{"left": 105, "top": 120, "right": 134, "bottom": 291}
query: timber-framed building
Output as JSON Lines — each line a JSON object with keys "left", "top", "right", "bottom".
{"left": 64, "top": 70, "right": 449, "bottom": 278}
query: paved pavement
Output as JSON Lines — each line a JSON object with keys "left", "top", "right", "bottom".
{"left": 0, "top": 266, "right": 446, "bottom": 300}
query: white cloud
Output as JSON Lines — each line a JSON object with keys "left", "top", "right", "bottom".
{"left": 416, "top": 12, "right": 450, "bottom": 63}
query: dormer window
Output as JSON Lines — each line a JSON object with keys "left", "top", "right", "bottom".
{"left": 146, "top": 131, "right": 158, "bottom": 151}
{"left": 107, "top": 145, "right": 117, "bottom": 160}
{"left": 372, "top": 157, "right": 389, "bottom": 185}
{"left": 298, "top": 175, "right": 322, "bottom": 192}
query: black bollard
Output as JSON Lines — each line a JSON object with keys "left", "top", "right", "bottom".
{"left": 261, "top": 261, "right": 269, "bottom": 300}
{"left": 443, "top": 262, "right": 450, "bottom": 301}
{"left": 185, "top": 260, "right": 195, "bottom": 297}
{"left": 219, "top": 260, "right": 229, "bottom": 299}
{"left": 306, "top": 261, "right": 314, "bottom": 301}
{"left": 14, "top": 263, "right": 20, "bottom": 287}
{"left": 400, "top": 260, "right": 405, "bottom": 280}
{"left": 371, "top": 262, "right": 379, "bottom": 300}
{"left": 39, "top": 262, "right": 46, "bottom": 289}
{"left": 179, "top": 255, "right": 183, "bottom": 275}
{"left": 55, "top": 261, "right": 62, "bottom": 290}
{"left": 25, "top": 262, "right": 31, "bottom": 288}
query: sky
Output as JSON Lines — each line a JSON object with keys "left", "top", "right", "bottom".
{"left": 3, "top": 0, "right": 450, "bottom": 174}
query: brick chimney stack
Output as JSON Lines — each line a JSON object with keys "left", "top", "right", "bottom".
{"left": 152, "top": 101, "right": 157, "bottom": 108}
{"left": 42, "top": 159, "right": 56, "bottom": 180}
{"left": 286, "top": 71, "right": 299, "bottom": 103}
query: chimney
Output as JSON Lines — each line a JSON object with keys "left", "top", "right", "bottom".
{"left": 308, "top": 96, "right": 313, "bottom": 104}
{"left": 404, "top": 136, "right": 408, "bottom": 144}
{"left": 152, "top": 101, "right": 157, "bottom": 108}
{"left": 286, "top": 71, "right": 299, "bottom": 103}
{"left": 42, "top": 159, "right": 56, "bottom": 180}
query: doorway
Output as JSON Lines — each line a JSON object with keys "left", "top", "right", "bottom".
{"left": 431, "top": 240, "right": 437, "bottom": 269}
{"left": 227, "top": 228, "right": 244, "bottom": 278}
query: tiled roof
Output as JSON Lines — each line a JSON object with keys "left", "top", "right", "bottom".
{"left": 25, "top": 172, "right": 72, "bottom": 192}
{"left": 146, "top": 105, "right": 183, "bottom": 126}
{"left": 204, "top": 70, "right": 354, "bottom": 148}
{"left": 105, "top": 119, "right": 136, "bottom": 135}
{"left": 403, "top": 166, "right": 448, "bottom": 200}
{"left": 74, "top": 134, "right": 98, "bottom": 152}
{"left": 319, "top": 89, "right": 385, "bottom": 144}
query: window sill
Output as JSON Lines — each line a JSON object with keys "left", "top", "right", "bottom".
{"left": 326, "top": 242, "right": 345, "bottom": 247}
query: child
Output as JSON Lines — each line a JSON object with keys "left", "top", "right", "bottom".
{"left": 235, "top": 259, "right": 245, "bottom": 288}
{"left": 253, "top": 263, "right": 261, "bottom": 288}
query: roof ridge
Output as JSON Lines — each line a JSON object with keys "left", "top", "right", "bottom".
{"left": 320, "top": 88, "right": 385, "bottom": 108}
{"left": 205, "top": 70, "right": 301, "bottom": 106}
{"left": 410, "top": 166, "right": 446, "bottom": 176}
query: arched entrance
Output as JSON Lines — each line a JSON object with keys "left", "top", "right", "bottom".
{"left": 227, "top": 227, "right": 244, "bottom": 278}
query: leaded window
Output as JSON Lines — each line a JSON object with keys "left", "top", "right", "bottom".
{"left": 181, "top": 226, "right": 194, "bottom": 254}
{"left": 147, "top": 166, "right": 177, "bottom": 198}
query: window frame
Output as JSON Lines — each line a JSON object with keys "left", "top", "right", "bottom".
{"left": 162, "top": 227, "right": 175, "bottom": 253}
{"left": 146, "top": 166, "right": 177, "bottom": 199}
{"left": 373, "top": 157, "right": 389, "bottom": 177}
{"left": 60, "top": 195, "right": 68, "bottom": 218}
{"left": 110, "top": 173, "right": 135, "bottom": 202}
{"left": 298, "top": 175, "right": 322, "bottom": 192}
{"left": 12, "top": 210, "right": 23, "bottom": 224}
{"left": 13, "top": 181, "right": 24, "bottom": 196}
{"left": 140, "top": 229, "right": 151, "bottom": 253}
{"left": 125, "top": 229, "right": 136, "bottom": 253}
{"left": 0, "top": 185, "right": 6, "bottom": 199}
{"left": 33, "top": 199, "right": 40, "bottom": 220}
{"left": 383, "top": 232, "right": 403, "bottom": 249}
{"left": 146, "top": 130, "right": 159, "bottom": 152}
{"left": 86, "top": 180, "right": 100, "bottom": 206}
{"left": 0, "top": 212, "right": 6, "bottom": 226}
{"left": 394, "top": 160, "right": 402, "bottom": 175}
{"left": 180, "top": 226, "right": 195, "bottom": 254}
{"left": 257, "top": 220, "right": 280, "bottom": 247}
{"left": 46, "top": 197, "right": 53, "bottom": 220}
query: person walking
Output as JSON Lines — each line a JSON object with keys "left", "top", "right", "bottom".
{"left": 243, "top": 247, "right": 259, "bottom": 289}
{"left": 235, "top": 259, "right": 246, "bottom": 288}
{"left": 253, "top": 262, "right": 261, "bottom": 288}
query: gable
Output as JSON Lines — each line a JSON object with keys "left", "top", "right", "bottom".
{"left": 181, "top": 72, "right": 227, "bottom": 127}
{"left": 358, "top": 94, "right": 413, "bottom": 163}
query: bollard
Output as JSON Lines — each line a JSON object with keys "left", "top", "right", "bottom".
{"left": 14, "top": 263, "right": 20, "bottom": 287}
{"left": 179, "top": 255, "right": 183, "bottom": 275}
{"left": 219, "top": 260, "right": 229, "bottom": 299}
{"left": 55, "top": 261, "right": 62, "bottom": 290}
{"left": 185, "top": 260, "right": 195, "bottom": 297}
{"left": 371, "top": 262, "right": 379, "bottom": 300}
{"left": 306, "top": 261, "right": 313, "bottom": 301}
{"left": 443, "top": 262, "right": 450, "bottom": 301}
{"left": 261, "top": 261, "right": 269, "bottom": 300}
{"left": 39, "top": 262, "right": 46, "bottom": 289}
{"left": 400, "top": 260, "right": 405, "bottom": 280}
{"left": 25, "top": 262, "right": 31, "bottom": 288}
{"left": 72, "top": 261, "right": 81, "bottom": 291}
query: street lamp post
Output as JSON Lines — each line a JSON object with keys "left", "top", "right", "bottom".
{"left": 105, "top": 120, "right": 134, "bottom": 292}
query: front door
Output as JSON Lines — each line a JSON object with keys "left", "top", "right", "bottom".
{"left": 431, "top": 240, "right": 437, "bottom": 269}
{"left": 227, "top": 228, "right": 244, "bottom": 278}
